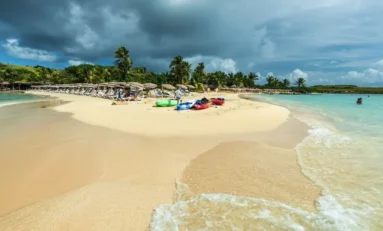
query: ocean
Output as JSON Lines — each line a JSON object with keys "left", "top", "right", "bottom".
{"left": 151, "top": 94, "right": 383, "bottom": 230}
{"left": 0, "top": 92, "right": 44, "bottom": 107}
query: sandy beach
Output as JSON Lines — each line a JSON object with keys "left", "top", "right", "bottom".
{"left": 0, "top": 92, "right": 321, "bottom": 230}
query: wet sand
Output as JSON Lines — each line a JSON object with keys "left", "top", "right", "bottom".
{"left": 0, "top": 93, "right": 321, "bottom": 230}
{"left": 181, "top": 119, "right": 321, "bottom": 211}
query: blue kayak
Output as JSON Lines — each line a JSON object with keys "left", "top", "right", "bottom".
{"left": 176, "top": 100, "right": 196, "bottom": 110}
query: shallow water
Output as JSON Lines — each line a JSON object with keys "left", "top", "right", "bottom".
{"left": 151, "top": 94, "right": 383, "bottom": 231}
{"left": 0, "top": 92, "right": 44, "bottom": 107}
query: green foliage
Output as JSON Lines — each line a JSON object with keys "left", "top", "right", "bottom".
{"left": 114, "top": 46, "right": 133, "bottom": 81}
{"left": 169, "top": 55, "right": 191, "bottom": 84}
{"left": 296, "top": 77, "right": 306, "bottom": 88}
{"left": 195, "top": 83, "right": 205, "bottom": 91}
{"left": 309, "top": 85, "right": 383, "bottom": 94}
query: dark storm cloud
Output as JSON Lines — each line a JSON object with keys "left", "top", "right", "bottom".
{"left": 2, "top": 0, "right": 383, "bottom": 85}
{"left": 0, "top": 0, "right": 248, "bottom": 63}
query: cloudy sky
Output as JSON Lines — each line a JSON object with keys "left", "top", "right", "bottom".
{"left": 1, "top": 0, "right": 383, "bottom": 86}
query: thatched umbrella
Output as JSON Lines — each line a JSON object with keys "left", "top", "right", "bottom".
{"left": 230, "top": 85, "right": 237, "bottom": 88}
{"left": 176, "top": 84, "right": 187, "bottom": 90}
{"left": 186, "top": 85, "right": 195, "bottom": 89}
{"left": 143, "top": 83, "right": 157, "bottom": 89}
{"left": 162, "top": 84, "right": 176, "bottom": 90}
{"left": 127, "top": 82, "right": 144, "bottom": 88}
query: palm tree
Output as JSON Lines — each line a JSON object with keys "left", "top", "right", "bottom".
{"left": 296, "top": 77, "right": 306, "bottom": 88}
{"left": 114, "top": 46, "right": 133, "bottom": 81}
{"left": 266, "top": 75, "right": 276, "bottom": 88}
{"left": 192, "top": 62, "right": 206, "bottom": 84}
{"left": 234, "top": 72, "right": 245, "bottom": 87}
{"left": 181, "top": 61, "right": 192, "bottom": 84}
{"left": 248, "top": 72, "right": 259, "bottom": 88}
{"left": 282, "top": 78, "right": 290, "bottom": 88}
{"left": 169, "top": 55, "right": 191, "bottom": 84}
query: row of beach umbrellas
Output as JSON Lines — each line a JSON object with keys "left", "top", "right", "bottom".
{"left": 31, "top": 82, "right": 196, "bottom": 90}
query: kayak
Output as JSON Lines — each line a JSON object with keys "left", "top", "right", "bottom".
{"left": 155, "top": 99, "right": 177, "bottom": 107}
{"left": 193, "top": 100, "right": 210, "bottom": 110}
{"left": 211, "top": 98, "right": 225, "bottom": 106}
{"left": 193, "top": 103, "right": 210, "bottom": 110}
{"left": 176, "top": 100, "right": 196, "bottom": 110}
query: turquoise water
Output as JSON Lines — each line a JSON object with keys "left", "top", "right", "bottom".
{"left": 0, "top": 93, "right": 43, "bottom": 107}
{"left": 151, "top": 94, "right": 383, "bottom": 231}
{"left": 253, "top": 93, "right": 383, "bottom": 230}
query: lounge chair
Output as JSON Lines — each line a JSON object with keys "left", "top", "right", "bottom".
{"left": 122, "top": 89, "right": 143, "bottom": 101}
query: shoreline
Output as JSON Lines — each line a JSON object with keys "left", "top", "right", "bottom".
{"left": 0, "top": 92, "right": 321, "bottom": 230}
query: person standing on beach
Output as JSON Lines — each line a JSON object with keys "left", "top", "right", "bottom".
{"left": 175, "top": 87, "right": 182, "bottom": 105}
{"left": 117, "top": 88, "right": 123, "bottom": 101}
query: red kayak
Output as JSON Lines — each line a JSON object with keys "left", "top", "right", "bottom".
{"left": 193, "top": 103, "right": 210, "bottom": 110}
{"left": 211, "top": 98, "right": 225, "bottom": 106}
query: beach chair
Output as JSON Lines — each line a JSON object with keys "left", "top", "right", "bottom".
{"left": 106, "top": 90, "right": 116, "bottom": 99}
{"left": 151, "top": 89, "right": 165, "bottom": 98}
{"left": 181, "top": 89, "right": 190, "bottom": 96}
{"left": 97, "top": 90, "right": 106, "bottom": 97}
{"left": 103, "top": 89, "right": 114, "bottom": 98}
{"left": 123, "top": 89, "right": 143, "bottom": 101}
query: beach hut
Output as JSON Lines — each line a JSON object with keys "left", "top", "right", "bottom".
{"left": 0, "top": 82, "right": 9, "bottom": 90}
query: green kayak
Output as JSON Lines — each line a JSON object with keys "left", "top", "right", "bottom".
{"left": 155, "top": 99, "right": 177, "bottom": 107}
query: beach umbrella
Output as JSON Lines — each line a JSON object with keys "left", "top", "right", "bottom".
{"left": 162, "top": 84, "right": 176, "bottom": 90}
{"left": 127, "top": 82, "right": 144, "bottom": 88}
{"left": 143, "top": 83, "right": 157, "bottom": 89}
{"left": 176, "top": 84, "right": 187, "bottom": 90}
{"left": 186, "top": 85, "right": 195, "bottom": 89}
{"left": 230, "top": 85, "right": 237, "bottom": 88}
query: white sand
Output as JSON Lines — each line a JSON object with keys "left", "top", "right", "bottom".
{"left": 28, "top": 92, "right": 290, "bottom": 136}
{"left": 0, "top": 92, "right": 320, "bottom": 231}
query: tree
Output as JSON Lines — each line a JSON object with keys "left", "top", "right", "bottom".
{"left": 296, "top": 77, "right": 306, "bottom": 88}
{"left": 226, "top": 73, "right": 235, "bottom": 86}
{"left": 169, "top": 55, "right": 191, "bottom": 84}
{"left": 191, "top": 62, "right": 206, "bottom": 84}
{"left": 234, "top": 72, "right": 245, "bottom": 87}
{"left": 114, "top": 46, "right": 133, "bottom": 81}
{"left": 247, "top": 72, "right": 259, "bottom": 88}
{"left": 282, "top": 78, "right": 290, "bottom": 88}
{"left": 266, "top": 75, "right": 276, "bottom": 88}
{"left": 3, "top": 68, "right": 20, "bottom": 89}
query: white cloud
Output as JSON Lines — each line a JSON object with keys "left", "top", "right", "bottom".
{"left": 1, "top": 38, "right": 56, "bottom": 62}
{"left": 343, "top": 68, "right": 383, "bottom": 84}
{"left": 209, "top": 58, "right": 237, "bottom": 73}
{"left": 68, "top": 60, "right": 94, "bottom": 66}
{"left": 347, "top": 71, "right": 361, "bottom": 78}
{"left": 374, "top": 59, "right": 383, "bottom": 67}
{"left": 286, "top": 69, "right": 308, "bottom": 82}
{"left": 185, "top": 55, "right": 237, "bottom": 73}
